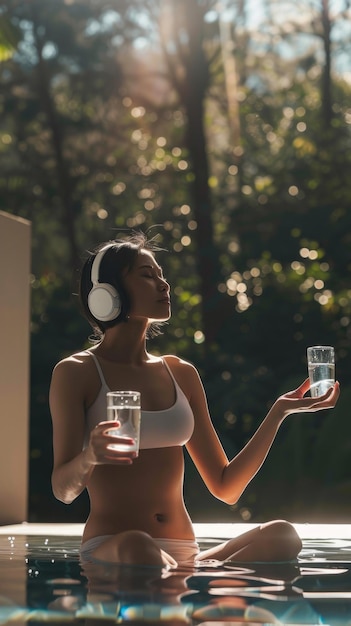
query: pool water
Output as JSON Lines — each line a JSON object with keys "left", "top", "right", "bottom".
{"left": 0, "top": 524, "right": 350, "bottom": 625}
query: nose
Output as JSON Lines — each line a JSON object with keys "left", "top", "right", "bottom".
{"left": 158, "top": 277, "right": 169, "bottom": 292}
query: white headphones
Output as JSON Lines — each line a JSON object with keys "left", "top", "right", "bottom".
{"left": 87, "top": 245, "right": 122, "bottom": 322}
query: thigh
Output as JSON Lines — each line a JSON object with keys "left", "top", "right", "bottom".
{"left": 197, "top": 525, "right": 262, "bottom": 562}
{"left": 83, "top": 530, "right": 178, "bottom": 568}
{"left": 197, "top": 521, "right": 302, "bottom": 563}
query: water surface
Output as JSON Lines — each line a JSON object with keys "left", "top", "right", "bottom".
{"left": 0, "top": 531, "right": 350, "bottom": 624}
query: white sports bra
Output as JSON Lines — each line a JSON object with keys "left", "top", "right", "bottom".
{"left": 84, "top": 352, "right": 194, "bottom": 449}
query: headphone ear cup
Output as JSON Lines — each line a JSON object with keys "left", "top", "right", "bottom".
{"left": 88, "top": 282, "right": 122, "bottom": 322}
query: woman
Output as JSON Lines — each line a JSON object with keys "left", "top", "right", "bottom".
{"left": 49, "top": 232, "right": 339, "bottom": 568}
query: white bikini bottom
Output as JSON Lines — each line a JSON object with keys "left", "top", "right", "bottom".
{"left": 80, "top": 535, "right": 200, "bottom": 567}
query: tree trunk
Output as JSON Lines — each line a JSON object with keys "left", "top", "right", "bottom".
{"left": 321, "top": 0, "right": 332, "bottom": 128}
{"left": 160, "top": 0, "right": 224, "bottom": 343}
{"left": 31, "top": 5, "right": 80, "bottom": 272}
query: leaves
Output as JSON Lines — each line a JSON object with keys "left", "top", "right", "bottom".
{"left": 0, "top": 13, "right": 21, "bottom": 61}
{"left": 2, "top": 0, "right": 351, "bottom": 522}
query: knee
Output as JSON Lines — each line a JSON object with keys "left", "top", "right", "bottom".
{"left": 117, "top": 530, "right": 163, "bottom": 566}
{"left": 261, "top": 520, "right": 302, "bottom": 561}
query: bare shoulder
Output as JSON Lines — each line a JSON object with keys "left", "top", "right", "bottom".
{"left": 163, "top": 354, "right": 197, "bottom": 373}
{"left": 49, "top": 349, "right": 103, "bottom": 416}
{"left": 52, "top": 349, "right": 92, "bottom": 374}
{"left": 163, "top": 354, "right": 202, "bottom": 395}
{"left": 51, "top": 350, "right": 97, "bottom": 389}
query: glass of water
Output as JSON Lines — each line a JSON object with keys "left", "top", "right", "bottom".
{"left": 307, "top": 346, "right": 335, "bottom": 398}
{"left": 106, "top": 391, "right": 141, "bottom": 454}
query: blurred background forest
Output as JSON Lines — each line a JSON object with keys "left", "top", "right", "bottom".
{"left": 1, "top": 0, "right": 351, "bottom": 524}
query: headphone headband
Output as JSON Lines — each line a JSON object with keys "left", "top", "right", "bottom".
{"left": 90, "top": 244, "right": 115, "bottom": 285}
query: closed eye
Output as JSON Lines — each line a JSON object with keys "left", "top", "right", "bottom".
{"left": 138, "top": 264, "right": 166, "bottom": 281}
{"left": 141, "top": 272, "right": 166, "bottom": 280}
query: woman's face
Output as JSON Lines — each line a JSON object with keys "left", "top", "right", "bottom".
{"left": 123, "top": 249, "right": 171, "bottom": 322}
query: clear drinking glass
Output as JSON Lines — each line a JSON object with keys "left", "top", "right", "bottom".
{"left": 307, "top": 346, "right": 335, "bottom": 398}
{"left": 106, "top": 391, "right": 141, "bottom": 454}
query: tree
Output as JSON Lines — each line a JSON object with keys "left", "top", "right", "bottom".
{"left": 157, "top": 0, "right": 224, "bottom": 344}
{"left": 258, "top": 0, "right": 351, "bottom": 128}
{"left": 2, "top": 0, "right": 351, "bottom": 522}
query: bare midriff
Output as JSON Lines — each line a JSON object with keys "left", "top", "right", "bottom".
{"left": 82, "top": 446, "right": 195, "bottom": 543}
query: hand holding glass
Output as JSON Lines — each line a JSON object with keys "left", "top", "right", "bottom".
{"left": 307, "top": 346, "right": 335, "bottom": 398}
{"left": 106, "top": 391, "right": 141, "bottom": 455}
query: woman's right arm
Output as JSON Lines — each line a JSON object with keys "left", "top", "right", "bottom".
{"left": 49, "top": 356, "right": 135, "bottom": 504}
{"left": 49, "top": 357, "right": 98, "bottom": 504}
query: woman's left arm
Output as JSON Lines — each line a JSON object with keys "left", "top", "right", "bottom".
{"left": 183, "top": 362, "right": 340, "bottom": 505}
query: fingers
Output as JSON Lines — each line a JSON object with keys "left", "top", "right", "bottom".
{"left": 284, "top": 378, "right": 311, "bottom": 399}
{"left": 309, "top": 380, "right": 340, "bottom": 406}
{"left": 95, "top": 445, "right": 137, "bottom": 464}
{"left": 300, "top": 381, "right": 339, "bottom": 411}
{"left": 297, "top": 378, "right": 311, "bottom": 396}
{"left": 104, "top": 448, "right": 137, "bottom": 464}
{"left": 288, "top": 379, "right": 339, "bottom": 401}
{"left": 90, "top": 422, "right": 137, "bottom": 465}
{"left": 102, "top": 436, "right": 137, "bottom": 463}
{"left": 104, "top": 455, "right": 135, "bottom": 465}
{"left": 97, "top": 420, "right": 120, "bottom": 433}
{"left": 279, "top": 380, "right": 340, "bottom": 417}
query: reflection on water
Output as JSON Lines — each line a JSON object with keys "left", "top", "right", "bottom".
{"left": 0, "top": 534, "right": 350, "bottom": 624}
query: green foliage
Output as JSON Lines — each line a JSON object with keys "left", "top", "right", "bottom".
{"left": 0, "top": 13, "right": 21, "bottom": 61}
{"left": 2, "top": 0, "right": 351, "bottom": 522}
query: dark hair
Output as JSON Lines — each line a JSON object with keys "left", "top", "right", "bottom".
{"left": 79, "top": 231, "right": 165, "bottom": 341}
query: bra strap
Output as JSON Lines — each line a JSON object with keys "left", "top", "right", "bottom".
{"left": 86, "top": 350, "right": 109, "bottom": 388}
